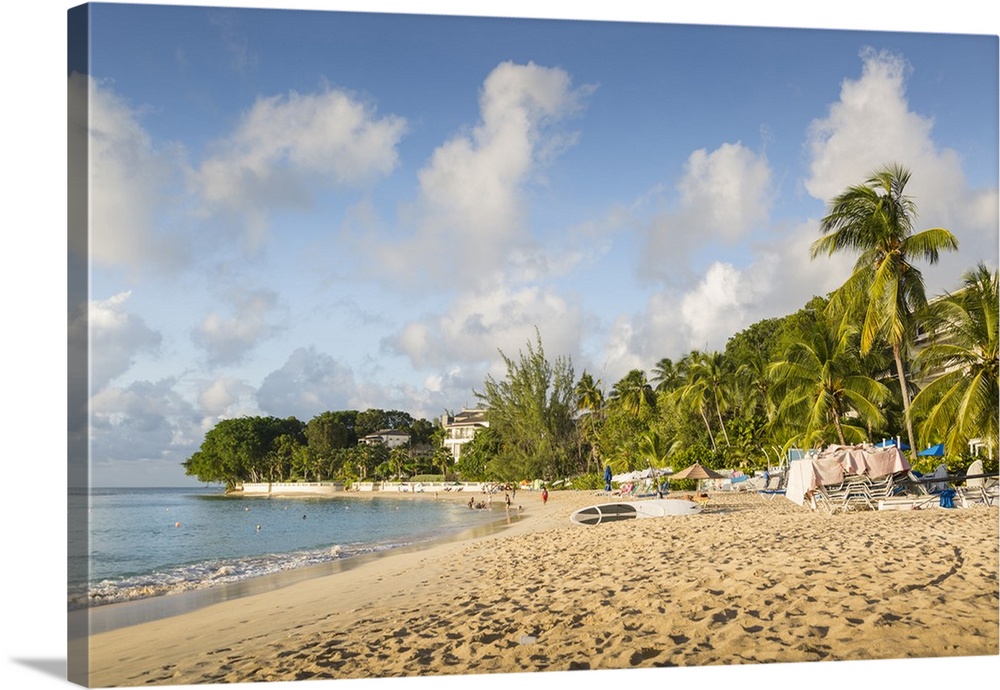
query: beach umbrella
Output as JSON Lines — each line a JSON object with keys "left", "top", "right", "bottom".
{"left": 876, "top": 438, "right": 911, "bottom": 450}
{"left": 918, "top": 443, "right": 945, "bottom": 457}
{"left": 669, "top": 463, "right": 725, "bottom": 495}
{"left": 670, "top": 463, "right": 726, "bottom": 480}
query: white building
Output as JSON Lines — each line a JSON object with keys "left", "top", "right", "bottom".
{"left": 359, "top": 429, "right": 410, "bottom": 449}
{"left": 441, "top": 409, "right": 489, "bottom": 462}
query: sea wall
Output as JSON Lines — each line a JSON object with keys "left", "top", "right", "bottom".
{"left": 353, "top": 481, "right": 489, "bottom": 493}
{"left": 236, "top": 481, "right": 502, "bottom": 496}
{"left": 237, "top": 482, "right": 345, "bottom": 496}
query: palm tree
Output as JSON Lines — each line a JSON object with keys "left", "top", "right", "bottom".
{"left": 575, "top": 371, "right": 605, "bottom": 415}
{"left": 574, "top": 371, "right": 606, "bottom": 472}
{"left": 637, "top": 429, "right": 674, "bottom": 493}
{"left": 909, "top": 263, "right": 999, "bottom": 457}
{"left": 670, "top": 353, "right": 717, "bottom": 452}
{"left": 811, "top": 163, "right": 959, "bottom": 456}
{"left": 769, "top": 322, "right": 892, "bottom": 447}
{"left": 610, "top": 369, "right": 656, "bottom": 418}
{"left": 734, "top": 350, "right": 775, "bottom": 422}
{"left": 651, "top": 357, "right": 683, "bottom": 392}
{"left": 678, "top": 351, "right": 732, "bottom": 447}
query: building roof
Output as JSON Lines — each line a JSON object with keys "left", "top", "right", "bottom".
{"left": 444, "top": 409, "right": 489, "bottom": 427}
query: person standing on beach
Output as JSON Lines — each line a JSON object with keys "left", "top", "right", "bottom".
{"left": 541, "top": 487, "right": 548, "bottom": 504}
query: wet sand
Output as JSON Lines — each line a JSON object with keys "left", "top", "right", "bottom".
{"left": 84, "top": 489, "right": 999, "bottom": 687}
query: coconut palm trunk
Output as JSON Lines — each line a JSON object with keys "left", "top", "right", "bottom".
{"left": 832, "top": 408, "right": 847, "bottom": 446}
{"left": 700, "top": 406, "right": 717, "bottom": 452}
{"left": 892, "top": 342, "right": 918, "bottom": 456}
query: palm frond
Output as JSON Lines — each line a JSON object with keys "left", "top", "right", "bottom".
{"left": 901, "top": 227, "right": 960, "bottom": 264}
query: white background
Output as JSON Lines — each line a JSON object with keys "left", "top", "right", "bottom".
{"left": 2, "top": 2, "right": 997, "bottom": 689}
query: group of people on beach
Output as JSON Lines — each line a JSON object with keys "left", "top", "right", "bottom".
{"left": 467, "top": 487, "right": 529, "bottom": 512}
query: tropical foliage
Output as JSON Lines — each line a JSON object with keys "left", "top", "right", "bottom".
{"left": 186, "top": 165, "right": 996, "bottom": 487}
{"left": 768, "top": 321, "right": 891, "bottom": 447}
{"left": 811, "top": 163, "right": 959, "bottom": 456}
{"left": 475, "top": 330, "right": 578, "bottom": 481}
{"left": 183, "top": 408, "right": 442, "bottom": 488}
{"left": 909, "top": 263, "right": 999, "bottom": 458}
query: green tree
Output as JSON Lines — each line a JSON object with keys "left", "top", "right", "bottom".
{"left": 355, "top": 409, "right": 416, "bottom": 438}
{"left": 454, "top": 425, "right": 499, "bottom": 481}
{"left": 291, "top": 443, "right": 320, "bottom": 481}
{"left": 388, "top": 445, "right": 413, "bottom": 480}
{"left": 690, "top": 351, "right": 732, "bottom": 446}
{"left": 768, "top": 322, "right": 891, "bottom": 447}
{"left": 476, "top": 330, "right": 577, "bottom": 481}
{"left": 409, "top": 417, "right": 437, "bottom": 446}
{"left": 609, "top": 369, "right": 656, "bottom": 418}
{"left": 267, "top": 433, "right": 302, "bottom": 482}
{"left": 812, "top": 163, "right": 958, "bottom": 456}
{"left": 574, "top": 371, "right": 605, "bottom": 472}
{"left": 651, "top": 358, "right": 683, "bottom": 393}
{"left": 671, "top": 351, "right": 731, "bottom": 450}
{"left": 637, "top": 429, "right": 672, "bottom": 470}
{"left": 306, "top": 411, "right": 357, "bottom": 457}
{"left": 910, "top": 263, "right": 999, "bottom": 457}
{"left": 596, "top": 402, "right": 649, "bottom": 473}
{"left": 182, "top": 416, "right": 305, "bottom": 489}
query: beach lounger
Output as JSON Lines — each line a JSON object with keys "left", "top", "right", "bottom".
{"left": 614, "top": 482, "right": 638, "bottom": 498}
{"left": 954, "top": 460, "right": 1000, "bottom": 508}
{"left": 877, "top": 492, "right": 944, "bottom": 511}
{"left": 757, "top": 474, "right": 786, "bottom": 500}
{"left": 814, "top": 475, "right": 868, "bottom": 513}
{"left": 876, "top": 470, "right": 969, "bottom": 510}
{"left": 815, "top": 472, "right": 906, "bottom": 513}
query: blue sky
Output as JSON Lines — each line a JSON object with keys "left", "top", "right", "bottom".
{"left": 65, "top": 2, "right": 998, "bottom": 487}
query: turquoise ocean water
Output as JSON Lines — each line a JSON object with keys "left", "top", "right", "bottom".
{"left": 69, "top": 486, "right": 507, "bottom": 611}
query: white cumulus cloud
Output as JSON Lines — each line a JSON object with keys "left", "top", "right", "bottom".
{"left": 88, "top": 292, "right": 162, "bottom": 391}
{"left": 192, "top": 288, "right": 284, "bottom": 366}
{"left": 640, "top": 141, "right": 773, "bottom": 284}
{"left": 197, "top": 376, "right": 259, "bottom": 421}
{"left": 386, "top": 282, "right": 585, "bottom": 373}
{"left": 805, "top": 47, "right": 998, "bottom": 291}
{"left": 71, "top": 74, "right": 183, "bottom": 271}
{"left": 192, "top": 88, "right": 407, "bottom": 246}
{"left": 256, "top": 346, "right": 361, "bottom": 420}
{"left": 375, "top": 61, "right": 592, "bottom": 288}
{"left": 89, "top": 377, "right": 204, "bottom": 483}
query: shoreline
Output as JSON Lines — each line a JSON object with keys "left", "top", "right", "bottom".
{"left": 84, "top": 490, "right": 999, "bottom": 687}
{"left": 75, "top": 491, "right": 527, "bottom": 635}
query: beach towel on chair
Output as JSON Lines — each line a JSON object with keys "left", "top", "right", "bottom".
{"left": 939, "top": 489, "right": 956, "bottom": 509}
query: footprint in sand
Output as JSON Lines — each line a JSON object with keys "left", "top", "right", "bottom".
{"left": 628, "top": 647, "right": 663, "bottom": 665}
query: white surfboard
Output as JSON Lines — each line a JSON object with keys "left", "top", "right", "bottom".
{"left": 570, "top": 498, "right": 702, "bottom": 525}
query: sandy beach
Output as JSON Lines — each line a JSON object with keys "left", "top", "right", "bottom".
{"left": 84, "top": 489, "right": 999, "bottom": 687}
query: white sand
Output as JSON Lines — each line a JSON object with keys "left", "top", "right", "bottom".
{"left": 85, "top": 490, "right": 998, "bottom": 687}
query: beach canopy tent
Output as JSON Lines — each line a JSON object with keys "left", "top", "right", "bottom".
{"left": 875, "top": 438, "right": 910, "bottom": 450}
{"left": 918, "top": 443, "right": 945, "bottom": 457}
